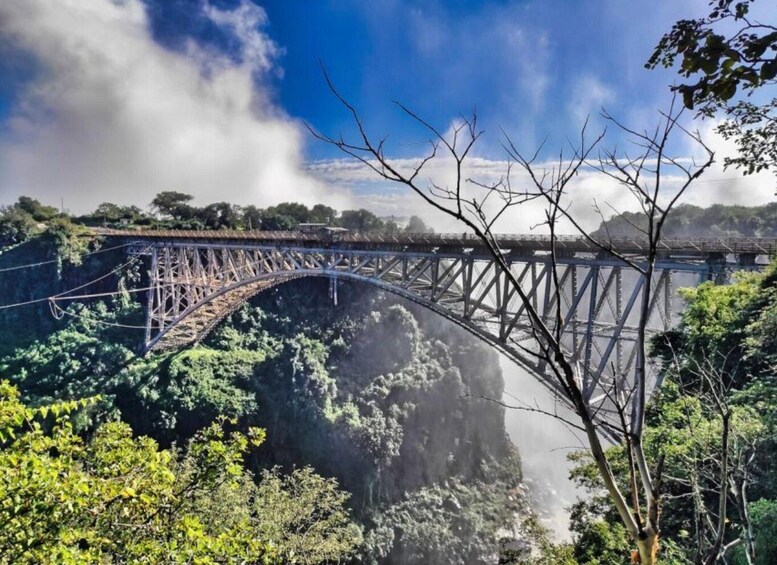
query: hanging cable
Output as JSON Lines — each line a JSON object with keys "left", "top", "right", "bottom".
{"left": 53, "top": 256, "right": 138, "bottom": 298}
{"left": 48, "top": 297, "right": 65, "bottom": 320}
{"left": 48, "top": 300, "right": 147, "bottom": 329}
{"left": 0, "top": 250, "right": 139, "bottom": 310}
{"left": 0, "top": 257, "right": 59, "bottom": 273}
{"left": 0, "top": 295, "right": 53, "bottom": 310}
{"left": 51, "top": 285, "right": 161, "bottom": 302}
{"left": 0, "top": 281, "right": 169, "bottom": 311}
{"left": 0, "top": 241, "right": 135, "bottom": 274}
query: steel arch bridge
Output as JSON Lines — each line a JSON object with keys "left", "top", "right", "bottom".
{"left": 107, "top": 229, "right": 776, "bottom": 410}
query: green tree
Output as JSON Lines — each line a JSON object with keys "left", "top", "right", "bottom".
{"left": 568, "top": 379, "right": 764, "bottom": 564}
{"left": 261, "top": 211, "right": 297, "bottom": 231}
{"left": 90, "top": 203, "right": 146, "bottom": 226}
{"left": 43, "top": 218, "right": 93, "bottom": 269}
{"left": 267, "top": 203, "right": 311, "bottom": 224}
{"left": 242, "top": 204, "right": 264, "bottom": 230}
{"left": 405, "top": 215, "right": 433, "bottom": 233}
{"left": 338, "top": 209, "right": 384, "bottom": 232}
{"left": 0, "top": 380, "right": 275, "bottom": 564}
{"left": 648, "top": 0, "right": 777, "bottom": 178}
{"left": 197, "top": 202, "right": 241, "bottom": 230}
{"left": 150, "top": 191, "right": 195, "bottom": 220}
{"left": 742, "top": 499, "right": 777, "bottom": 564}
{"left": 0, "top": 379, "right": 363, "bottom": 564}
{"left": 254, "top": 466, "right": 363, "bottom": 564}
{"left": 93, "top": 202, "right": 123, "bottom": 222}
{"left": 15, "top": 196, "right": 58, "bottom": 222}
{"left": 593, "top": 203, "right": 777, "bottom": 239}
{"left": 309, "top": 204, "right": 338, "bottom": 224}
{"left": 1, "top": 301, "right": 142, "bottom": 423}
{"left": 0, "top": 206, "right": 37, "bottom": 245}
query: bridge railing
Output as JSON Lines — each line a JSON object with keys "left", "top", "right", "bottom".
{"left": 93, "top": 228, "right": 777, "bottom": 255}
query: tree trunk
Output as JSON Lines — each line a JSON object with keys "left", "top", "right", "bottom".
{"left": 636, "top": 528, "right": 659, "bottom": 565}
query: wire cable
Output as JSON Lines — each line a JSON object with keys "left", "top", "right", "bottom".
{"left": 52, "top": 285, "right": 160, "bottom": 301}
{"left": 0, "top": 296, "right": 53, "bottom": 310}
{"left": 0, "top": 282, "right": 166, "bottom": 311}
{"left": 48, "top": 300, "right": 147, "bottom": 329}
{"left": 0, "top": 258, "right": 59, "bottom": 273}
{"left": 0, "top": 253, "right": 139, "bottom": 310}
{"left": 53, "top": 257, "right": 138, "bottom": 298}
{"left": 0, "top": 241, "right": 134, "bottom": 274}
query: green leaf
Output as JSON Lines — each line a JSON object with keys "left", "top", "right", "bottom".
{"left": 120, "top": 487, "right": 136, "bottom": 499}
{"left": 761, "top": 59, "right": 777, "bottom": 81}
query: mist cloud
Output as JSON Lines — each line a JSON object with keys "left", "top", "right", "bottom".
{"left": 311, "top": 118, "right": 776, "bottom": 234}
{"left": 0, "top": 0, "right": 349, "bottom": 213}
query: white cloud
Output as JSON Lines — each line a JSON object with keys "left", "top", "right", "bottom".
{"left": 204, "top": 2, "right": 280, "bottom": 77}
{"left": 309, "top": 154, "right": 609, "bottom": 233}
{"left": 681, "top": 119, "right": 775, "bottom": 207}
{"left": 310, "top": 120, "right": 776, "bottom": 235}
{"left": 494, "top": 24, "right": 551, "bottom": 115}
{"left": 567, "top": 75, "right": 615, "bottom": 124}
{"left": 0, "top": 0, "right": 350, "bottom": 213}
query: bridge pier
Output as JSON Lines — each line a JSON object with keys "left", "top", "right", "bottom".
{"left": 738, "top": 252, "right": 758, "bottom": 268}
{"left": 705, "top": 252, "right": 728, "bottom": 284}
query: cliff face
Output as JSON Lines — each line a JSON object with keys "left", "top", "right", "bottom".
{"left": 1, "top": 239, "right": 527, "bottom": 563}
{"left": 0, "top": 236, "right": 132, "bottom": 358}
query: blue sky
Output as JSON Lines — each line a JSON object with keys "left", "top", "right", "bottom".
{"left": 0, "top": 0, "right": 773, "bottom": 226}
{"left": 138, "top": 0, "right": 693, "bottom": 158}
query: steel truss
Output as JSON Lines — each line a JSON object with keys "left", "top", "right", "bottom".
{"left": 125, "top": 240, "right": 743, "bottom": 419}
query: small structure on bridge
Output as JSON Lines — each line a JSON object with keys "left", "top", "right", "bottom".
{"left": 297, "top": 222, "right": 329, "bottom": 233}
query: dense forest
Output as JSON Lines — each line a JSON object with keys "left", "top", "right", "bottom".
{"left": 0, "top": 192, "right": 432, "bottom": 239}
{"left": 592, "top": 203, "right": 777, "bottom": 239}
{"left": 2, "top": 196, "right": 777, "bottom": 563}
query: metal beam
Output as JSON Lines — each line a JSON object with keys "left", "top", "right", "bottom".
{"left": 130, "top": 237, "right": 773, "bottom": 431}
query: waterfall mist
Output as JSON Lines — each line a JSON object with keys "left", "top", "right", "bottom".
{"left": 501, "top": 356, "right": 586, "bottom": 540}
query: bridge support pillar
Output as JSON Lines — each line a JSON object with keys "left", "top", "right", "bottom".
{"left": 738, "top": 253, "right": 757, "bottom": 268}
{"left": 705, "top": 252, "right": 727, "bottom": 284}
{"left": 329, "top": 273, "right": 339, "bottom": 305}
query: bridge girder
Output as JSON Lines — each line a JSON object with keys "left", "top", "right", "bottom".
{"left": 126, "top": 241, "right": 729, "bottom": 424}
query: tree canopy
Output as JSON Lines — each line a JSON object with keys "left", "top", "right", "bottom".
{"left": 150, "top": 191, "right": 195, "bottom": 219}
{"left": 0, "top": 378, "right": 362, "bottom": 564}
{"left": 648, "top": 0, "right": 777, "bottom": 178}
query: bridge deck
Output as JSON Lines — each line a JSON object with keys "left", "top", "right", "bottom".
{"left": 95, "top": 228, "right": 777, "bottom": 257}
{"left": 105, "top": 227, "right": 775, "bottom": 433}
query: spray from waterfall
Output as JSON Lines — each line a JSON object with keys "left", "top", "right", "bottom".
{"left": 500, "top": 356, "right": 586, "bottom": 540}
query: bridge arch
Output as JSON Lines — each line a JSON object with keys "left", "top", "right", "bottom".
{"left": 147, "top": 269, "right": 543, "bottom": 380}
{"left": 132, "top": 239, "right": 717, "bottom": 410}
{"left": 110, "top": 230, "right": 777, "bottom": 431}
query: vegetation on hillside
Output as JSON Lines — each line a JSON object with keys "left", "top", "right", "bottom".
{"left": 593, "top": 202, "right": 777, "bottom": 239}
{"left": 0, "top": 380, "right": 360, "bottom": 564}
{"left": 0, "top": 191, "right": 434, "bottom": 234}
